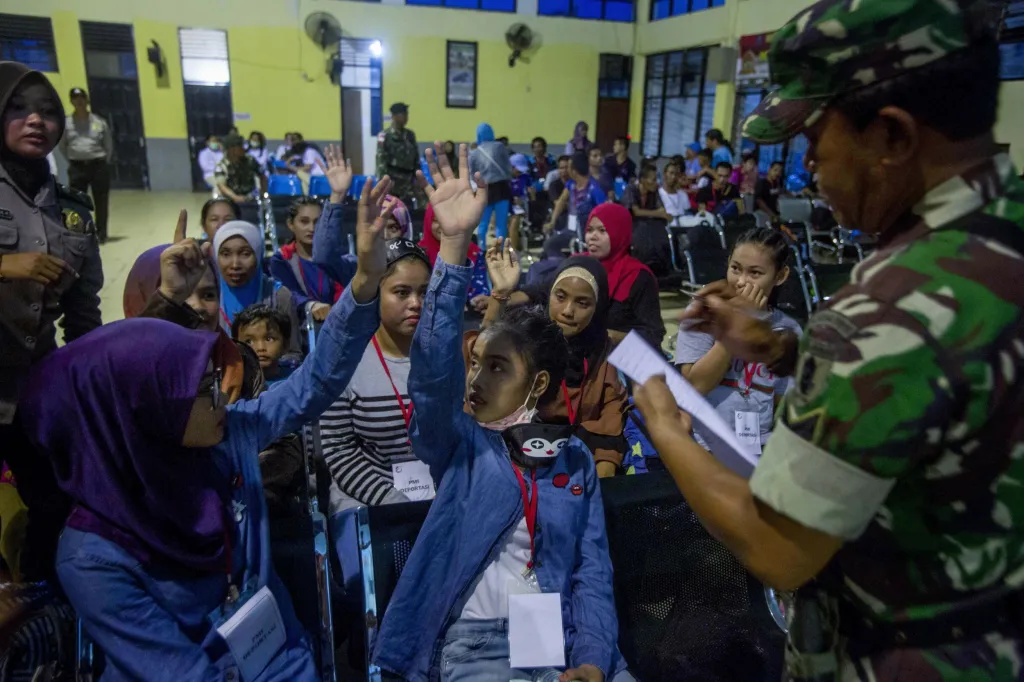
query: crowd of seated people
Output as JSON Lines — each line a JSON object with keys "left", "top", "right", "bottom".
{"left": 1, "top": 61, "right": 829, "bottom": 680}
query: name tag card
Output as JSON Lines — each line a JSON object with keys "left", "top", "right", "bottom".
{"left": 734, "top": 411, "right": 762, "bottom": 458}
{"left": 392, "top": 460, "right": 435, "bottom": 501}
{"left": 216, "top": 586, "right": 286, "bottom": 681}
{"left": 508, "top": 592, "right": 565, "bottom": 670}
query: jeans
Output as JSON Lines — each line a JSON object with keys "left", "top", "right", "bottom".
{"left": 478, "top": 199, "right": 510, "bottom": 245}
{"left": 435, "top": 619, "right": 636, "bottom": 682}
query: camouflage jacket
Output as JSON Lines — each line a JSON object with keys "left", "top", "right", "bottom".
{"left": 375, "top": 126, "right": 419, "bottom": 179}
{"left": 751, "top": 154, "right": 1024, "bottom": 677}
{"left": 216, "top": 155, "right": 262, "bottom": 196}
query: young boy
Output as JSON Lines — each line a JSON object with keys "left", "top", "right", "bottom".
{"left": 232, "top": 304, "right": 295, "bottom": 384}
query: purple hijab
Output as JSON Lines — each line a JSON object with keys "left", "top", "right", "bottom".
{"left": 18, "top": 318, "right": 231, "bottom": 572}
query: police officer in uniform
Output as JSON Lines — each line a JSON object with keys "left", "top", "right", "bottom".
{"left": 0, "top": 62, "right": 103, "bottom": 582}
{"left": 59, "top": 87, "right": 112, "bottom": 243}
{"left": 633, "top": 1, "right": 1024, "bottom": 680}
{"left": 376, "top": 102, "right": 423, "bottom": 207}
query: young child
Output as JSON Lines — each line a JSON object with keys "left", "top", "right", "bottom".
{"left": 232, "top": 304, "right": 296, "bottom": 384}
{"left": 269, "top": 197, "right": 343, "bottom": 323}
{"left": 674, "top": 228, "right": 801, "bottom": 456}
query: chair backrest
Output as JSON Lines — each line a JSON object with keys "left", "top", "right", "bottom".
{"left": 778, "top": 197, "right": 812, "bottom": 225}
{"left": 808, "top": 261, "right": 856, "bottom": 307}
{"left": 600, "top": 472, "right": 785, "bottom": 682}
{"left": 349, "top": 176, "right": 373, "bottom": 200}
{"left": 774, "top": 264, "right": 812, "bottom": 326}
{"left": 721, "top": 214, "right": 758, "bottom": 254}
{"left": 269, "top": 174, "right": 303, "bottom": 197}
{"left": 308, "top": 175, "right": 332, "bottom": 198}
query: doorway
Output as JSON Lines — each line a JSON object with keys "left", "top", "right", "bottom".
{"left": 594, "top": 54, "right": 632, "bottom": 156}
{"left": 80, "top": 21, "right": 148, "bottom": 189}
{"left": 179, "top": 28, "right": 233, "bottom": 191}
{"left": 338, "top": 38, "right": 383, "bottom": 176}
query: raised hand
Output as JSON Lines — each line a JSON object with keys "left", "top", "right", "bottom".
{"left": 485, "top": 237, "right": 520, "bottom": 296}
{"left": 317, "top": 144, "right": 354, "bottom": 201}
{"left": 417, "top": 142, "right": 487, "bottom": 239}
{"left": 158, "top": 239, "right": 212, "bottom": 304}
{"left": 172, "top": 209, "right": 187, "bottom": 244}
{"left": 354, "top": 175, "right": 395, "bottom": 284}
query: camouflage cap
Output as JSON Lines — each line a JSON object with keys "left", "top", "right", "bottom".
{"left": 742, "top": 0, "right": 996, "bottom": 145}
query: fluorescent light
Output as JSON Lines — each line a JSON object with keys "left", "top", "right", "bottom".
{"left": 369, "top": 40, "right": 383, "bottom": 57}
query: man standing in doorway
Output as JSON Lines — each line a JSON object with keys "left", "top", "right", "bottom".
{"left": 376, "top": 102, "right": 422, "bottom": 207}
{"left": 59, "top": 88, "right": 112, "bottom": 243}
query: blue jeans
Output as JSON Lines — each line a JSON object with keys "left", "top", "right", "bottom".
{"left": 478, "top": 199, "right": 510, "bottom": 245}
{"left": 435, "top": 619, "right": 635, "bottom": 682}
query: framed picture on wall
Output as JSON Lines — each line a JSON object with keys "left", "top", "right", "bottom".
{"left": 446, "top": 41, "right": 477, "bottom": 109}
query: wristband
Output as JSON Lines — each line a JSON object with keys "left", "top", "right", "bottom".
{"left": 490, "top": 291, "right": 512, "bottom": 302}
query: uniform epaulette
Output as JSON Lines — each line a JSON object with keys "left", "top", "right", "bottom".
{"left": 56, "top": 184, "right": 95, "bottom": 211}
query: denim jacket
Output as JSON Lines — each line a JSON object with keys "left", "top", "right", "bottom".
{"left": 371, "top": 260, "right": 624, "bottom": 682}
{"left": 56, "top": 287, "right": 380, "bottom": 681}
{"left": 311, "top": 201, "right": 358, "bottom": 290}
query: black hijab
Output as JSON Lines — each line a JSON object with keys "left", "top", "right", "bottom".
{"left": 546, "top": 256, "right": 610, "bottom": 387}
{"left": 0, "top": 62, "right": 63, "bottom": 198}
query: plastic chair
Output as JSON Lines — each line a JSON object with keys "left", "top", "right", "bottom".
{"left": 309, "top": 175, "right": 332, "bottom": 199}
{"left": 614, "top": 177, "right": 627, "bottom": 201}
{"left": 349, "top": 176, "right": 373, "bottom": 200}
{"left": 269, "top": 174, "right": 304, "bottom": 197}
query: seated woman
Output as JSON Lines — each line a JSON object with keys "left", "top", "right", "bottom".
{"left": 674, "top": 228, "right": 799, "bottom": 456}
{"left": 200, "top": 197, "right": 239, "bottom": 242}
{"left": 197, "top": 136, "right": 223, "bottom": 189}
{"left": 419, "top": 203, "right": 490, "bottom": 314}
{"left": 480, "top": 246, "right": 627, "bottom": 478}
{"left": 584, "top": 203, "right": 665, "bottom": 349}
{"left": 18, "top": 181, "right": 396, "bottom": 681}
{"left": 372, "top": 144, "right": 628, "bottom": 682}
{"left": 269, "top": 197, "right": 343, "bottom": 324}
{"left": 247, "top": 131, "right": 270, "bottom": 174}
{"left": 383, "top": 195, "right": 413, "bottom": 241}
{"left": 214, "top": 221, "right": 302, "bottom": 360}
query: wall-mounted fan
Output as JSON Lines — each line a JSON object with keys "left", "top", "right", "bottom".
{"left": 505, "top": 23, "right": 535, "bottom": 67}
{"left": 305, "top": 12, "right": 343, "bottom": 51}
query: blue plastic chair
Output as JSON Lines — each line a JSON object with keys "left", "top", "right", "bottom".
{"left": 308, "top": 175, "right": 331, "bottom": 198}
{"left": 349, "top": 175, "right": 375, "bottom": 200}
{"left": 614, "top": 177, "right": 627, "bottom": 201}
{"left": 268, "top": 174, "right": 303, "bottom": 197}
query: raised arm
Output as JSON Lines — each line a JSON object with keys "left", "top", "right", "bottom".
{"left": 407, "top": 142, "right": 488, "bottom": 469}
{"left": 312, "top": 145, "right": 358, "bottom": 285}
{"left": 479, "top": 237, "right": 520, "bottom": 330}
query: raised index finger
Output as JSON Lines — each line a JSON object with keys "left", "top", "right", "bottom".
{"left": 173, "top": 209, "right": 188, "bottom": 243}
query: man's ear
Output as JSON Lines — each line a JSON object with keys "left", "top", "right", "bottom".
{"left": 874, "top": 106, "right": 919, "bottom": 168}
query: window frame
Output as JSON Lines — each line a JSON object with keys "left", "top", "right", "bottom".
{"left": 649, "top": 0, "right": 725, "bottom": 23}
{"left": 178, "top": 27, "right": 231, "bottom": 87}
{"left": 537, "top": 0, "right": 635, "bottom": 23}
{"left": 640, "top": 47, "right": 715, "bottom": 159}
{"left": 405, "top": 0, "right": 517, "bottom": 13}
{"left": 0, "top": 14, "right": 59, "bottom": 73}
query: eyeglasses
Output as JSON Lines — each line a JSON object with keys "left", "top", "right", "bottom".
{"left": 198, "top": 368, "right": 223, "bottom": 411}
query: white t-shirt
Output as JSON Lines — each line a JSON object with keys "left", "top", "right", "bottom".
{"left": 304, "top": 147, "right": 326, "bottom": 175}
{"left": 460, "top": 517, "right": 540, "bottom": 620}
{"left": 659, "top": 187, "right": 691, "bottom": 219}
{"left": 198, "top": 148, "right": 223, "bottom": 178}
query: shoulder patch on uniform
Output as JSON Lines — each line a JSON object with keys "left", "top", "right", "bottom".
{"left": 56, "top": 184, "right": 95, "bottom": 211}
{"left": 377, "top": 131, "right": 386, "bottom": 145}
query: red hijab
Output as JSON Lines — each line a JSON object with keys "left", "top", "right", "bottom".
{"left": 585, "top": 203, "right": 652, "bottom": 302}
{"left": 418, "top": 204, "right": 481, "bottom": 267}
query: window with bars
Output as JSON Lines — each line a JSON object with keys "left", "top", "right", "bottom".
{"left": 0, "top": 14, "right": 58, "bottom": 72}
{"left": 599, "top": 54, "right": 631, "bottom": 99}
{"left": 406, "top": 0, "right": 515, "bottom": 11}
{"left": 641, "top": 49, "right": 715, "bottom": 159}
{"left": 178, "top": 28, "right": 230, "bottom": 86}
{"left": 650, "top": 0, "right": 725, "bottom": 22}
{"left": 538, "top": 0, "right": 634, "bottom": 22}
{"left": 732, "top": 88, "right": 808, "bottom": 178}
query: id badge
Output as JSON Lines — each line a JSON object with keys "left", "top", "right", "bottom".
{"left": 508, "top": 592, "right": 565, "bottom": 670}
{"left": 214, "top": 585, "right": 286, "bottom": 682}
{"left": 391, "top": 460, "right": 435, "bottom": 501}
{"left": 734, "top": 411, "right": 762, "bottom": 458}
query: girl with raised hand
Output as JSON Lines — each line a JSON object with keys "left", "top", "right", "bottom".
{"left": 17, "top": 176, "right": 398, "bottom": 682}
{"left": 268, "top": 196, "right": 340, "bottom": 323}
{"left": 674, "top": 227, "right": 800, "bottom": 454}
{"left": 372, "top": 143, "right": 629, "bottom": 682}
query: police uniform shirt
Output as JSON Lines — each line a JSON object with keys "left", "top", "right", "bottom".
{"left": 61, "top": 113, "right": 112, "bottom": 162}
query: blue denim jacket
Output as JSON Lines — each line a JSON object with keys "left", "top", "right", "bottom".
{"left": 57, "top": 286, "right": 380, "bottom": 681}
{"left": 372, "top": 260, "right": 624, "bottom": 682}
{"left": 311, "top": 201, "right": 358, "bottom": 289}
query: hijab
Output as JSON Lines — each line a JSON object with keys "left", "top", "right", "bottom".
{"left": 476, "top": 123, "right": 495, "bottom": 145}
{"left": 18, "top": 318, "right": 244, "bottom": 572}
{"left": 419, "top": 204, "right": 481, "bottom": 267}
{"left": 549, "top": 256, "right": 610, "bottom": 387}
{"left": 213, "top": 221, "right": 266, "bottom": 329}
{"left": 586, "top": 203, "right": 652, "bottom": 302}
{"left": 387, "top": 194, "right": 412, "bottom": 240}
{"left": 569, "top": 121, "right": 590, "bottom": 152}
{"left": 0, "top": 62, "right": 64, "bottom": 198}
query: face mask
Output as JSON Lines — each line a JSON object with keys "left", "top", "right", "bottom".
{"left": 479, "top": 375, "right": 541, "bottom": 432}
{"left": 208, "top": 144, "right": 221, "bottom": 152}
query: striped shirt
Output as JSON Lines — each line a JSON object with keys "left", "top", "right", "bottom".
{"left": 319, "top": 343, "right": 413, "bottom": 506}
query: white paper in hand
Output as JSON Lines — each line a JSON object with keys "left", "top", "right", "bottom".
{"left": 508, "top": 593, "right": 565, "bottom": 670}
{"left": 216, "top": 586, "right": 286, "bottom": 681}
{"left": 608, "top": 331, "right": 758, "bottom": 478}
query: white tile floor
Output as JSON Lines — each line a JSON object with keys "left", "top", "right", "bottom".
{"left": 95, "top": 190, "right": 686, "bottom": 351}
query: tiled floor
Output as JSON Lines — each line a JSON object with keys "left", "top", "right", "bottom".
{"left": 95, "top": 190, "right": 687, "bottom": 351}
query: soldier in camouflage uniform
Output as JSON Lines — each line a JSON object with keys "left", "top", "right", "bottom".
{"left": 376, "top": 102, "right": 423, "bottom": 207}
{"left": 632, "top": 1, "right": 1024, "bottom": 680}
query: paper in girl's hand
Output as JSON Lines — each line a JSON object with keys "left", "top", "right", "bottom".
{"left": 608, "top": 331, "right": 758, "bottom": 478}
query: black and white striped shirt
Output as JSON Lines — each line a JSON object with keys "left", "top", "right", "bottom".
{"left": 319, "top": 343, "right": 413, "bottom": 506}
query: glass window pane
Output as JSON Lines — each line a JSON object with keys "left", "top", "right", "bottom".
{"left": 539, "top": 0, "right": 570, "bottom": 14}
{"left": 646, "top": 78, "right": 663, "bottom": 98}
{"left": 643, "top": 97, "right": 662, "bottom": 158}
{"left": 648, "top": 54, "right": 666, "bottom": 79}
{"left": 785, "top": 135, "right": 809, "bottom": 177}
{"left": 605, "top": 0, "right": 634, "bottom": 21}
{"left": 712, "top": 0, "right": 725, "bottom": 6}
{"left": 407, "top": 0, "right": 438, "bottom": 5}
{"left": 699, "top": 94, "right": 716, "bottom": 136}
{"left": 691, "top": 0, "right": 710, "bottom": 9}
{"left": 652, "top": 0, "right": 670, "bottom": 20}
{"left": 446, "top": 0, "right": 479, "bottom": 7}
{"left": 667, "top": 51, "right": 684, "bottom": 76}
{"left": 662, "top": 96, "right": 699, "bottom": 157}
{"left": 671, "top": 0, "right": 690, "bottom": 15}
{"left": 181, "top": 58, "right": 230, "bottom": 85}
{"left": 483, "top": 0, "right": 516, "bottom": 11}
{"left": 573, "top": 0, "right": 603, "bottom": 19}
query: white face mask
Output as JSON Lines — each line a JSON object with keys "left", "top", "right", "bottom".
{"left": 479, "top": 375, "right": 539, "bottom": 432}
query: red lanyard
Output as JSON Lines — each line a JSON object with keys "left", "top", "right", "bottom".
{"left": 742, "top": 363, "right": 758, "bottom": 396}
{"left": 220, "top": 308, "right": 231, "bottom": 329}
{"left": 511, "top": 465, "right": 539, "bottom": 571}
{"left": 372, "top": 336, "right": 413, "bottom": 430}
{"left": 559, "top": 359, "right": 588, "bottom": 426}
